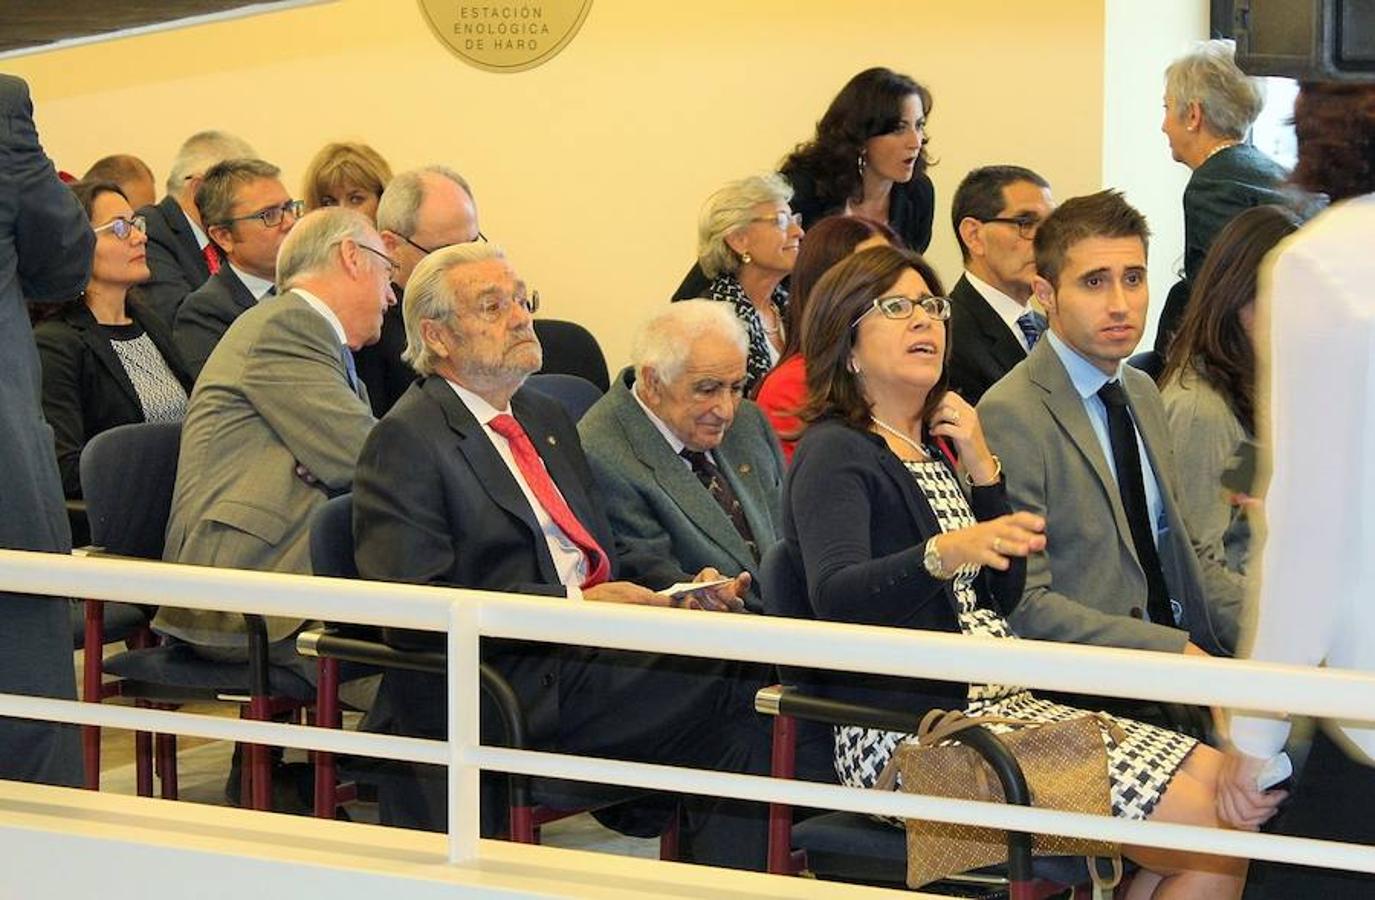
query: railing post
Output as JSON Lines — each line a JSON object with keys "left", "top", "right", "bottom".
{"left": 448, "top": 601, "right": 481, "bottom": 864}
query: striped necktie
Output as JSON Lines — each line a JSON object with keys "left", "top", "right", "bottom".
{"left": 1016, "top": 311, "right": 1043, "bottom": 350}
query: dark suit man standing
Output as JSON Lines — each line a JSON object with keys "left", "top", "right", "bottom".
{"left": 352, "top": 243, "right": 769, "bottom": 868}
{"left": 946, "top": 166, "right": 1054, "bottom": 405}
{"left": 358, "top": 165, "right": 481, "bottom": 416}
{"left": 579, "top": 300, "right": 784, "bottom": 610}
{"left": 156, "top": 208, "right": 393, "bottom": 658}
{"left": 173, "top": 158, "right": 300, "bottom": 378}
{"left": 979, "top": 191, "right": 1241, "bottom": 659}
{"left": 0, "top": 74, "right": 95, "bottom": 786}
{"left": 139, "top": 130, "right": 256, "bottom": 324}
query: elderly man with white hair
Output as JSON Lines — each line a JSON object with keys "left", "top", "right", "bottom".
{"left": 157, "top": 207, "right": 395, "bottom": 653}
{"left": 351, "top": 243, "right": 771, "bottom": 867}
{"left": 579, "top": 300, "right": 783, "bottom": 611}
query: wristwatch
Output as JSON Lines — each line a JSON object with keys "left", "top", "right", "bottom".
{"left": 922, "top": 537, "right": 951, "bottom": 580}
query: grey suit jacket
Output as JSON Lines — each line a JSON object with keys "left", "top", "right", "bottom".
{"left": 0, "top": 74, "right": 94, "bottom": 787}
{"left": 577, "top": 368, "right": 784, "bottom": 607}
{"left": 156, "top": 291, "right": 375, "bottom": 647}
{"left": 977, "top": 339, "right": 1241, "bottom": 655}
{"left": 174, "top": 264, "right": 259, "bottom": 379}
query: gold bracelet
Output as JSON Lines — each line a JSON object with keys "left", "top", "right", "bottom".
{"left": 966, "top": 454, "right": 1002, "bottom": 488}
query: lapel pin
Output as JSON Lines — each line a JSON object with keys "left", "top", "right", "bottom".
{"left": 738, "top": 463, "right": 751, "bottom": 475}
{"left": 547, "top": 435, "right": 557, "bottom": 446}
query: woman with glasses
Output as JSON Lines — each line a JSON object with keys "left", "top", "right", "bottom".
{"left": 35, "top": 181, "right": 192, "bottom": 497}
{"left": 301, "top": 141, "right": 393, "bottom": 223}
{"left": 783, "top": 245, "right": 1247, "bottom": 898}
{"left": 694, "top": 173, "right": 804, "bottom": 392}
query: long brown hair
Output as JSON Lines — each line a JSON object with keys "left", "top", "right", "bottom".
{"left": 797, "top": 245, "right": 947, "bottom": 432}
{"left": 1158, "top": 204, "right": 1299, "bottom": 433}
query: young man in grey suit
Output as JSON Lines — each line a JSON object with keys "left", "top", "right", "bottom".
{"left": 174, "top": 158, "right": 300, "bottom": 378}
{"left": 0, "top": 74, "right": 96, "bottom": 787}
{"left": 156, "top": 207, "right": 395, "bottom": 659}
{"left": 579, "top": 301, "right": 784, "bottom": 610}
{"left": 978, "top": 190, "right": 1241, "bottom": 659}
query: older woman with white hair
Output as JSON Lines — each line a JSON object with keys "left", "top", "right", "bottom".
{"left": 1155, "top": 39, "right": 1293, "bottom": 356}
{"left": 693, "top": 173, "right": 804, "bottom": 392}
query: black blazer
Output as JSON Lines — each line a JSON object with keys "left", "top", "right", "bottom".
{"left": 783, "top": 418, "right": 1023, "bottom": 714}
{"left": 946, "top": 275, "right": 1033, "bottom": 405}
{"left": 353, "top": 375, "right": 672, "bottom": 743}
{"left": 34, "top": 297, "right": 193, "bottom": 497}
{"left": 139, "top": 196, "right": 212, "bottom": 326}
{"left": 353, "top": 286, "right": 416, "bottom": 417}
{"left": 173, "top": 265, "right": 260, "bottom": 379}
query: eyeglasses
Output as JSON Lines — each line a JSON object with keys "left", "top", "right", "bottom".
{"left": 980, "top": 215, "right": 1043, "bottom": 239}
{"left": 399, "top": 230, "right": 489, "bottom": 256}
{"left": 357, "top": 243, "right": 400, "bottom": 280}
{"left": 750, "top": 211, "right": 803, "bottom": 231}
{"left": 221, "top": 199, "right": 305, "bottom": 230}
{"left": 470, "top": 289, "right": 539, "bottom": 323}
{"left": 93, "top": 215, "right": 147, "bottom": 241}
{"left": 851, "top": 294, "right": 951, "bottom": 328}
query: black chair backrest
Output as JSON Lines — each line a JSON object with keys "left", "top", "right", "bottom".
{"left": 760, "top": 541, "right": 812, "bottom": 621}
{"left": 526, "top": 373, "right": 603, "bottom": 423}
{"left": 80, "top": 421, "right": 182, "bottom": 560}
{"left": 533, "top": 319, "right": 610, "bottom": 392}
{"left": 309, "top": 493, "right": 357, "bottom": 578}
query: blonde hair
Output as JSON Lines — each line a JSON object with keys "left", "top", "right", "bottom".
{"left": 302, "top": 142, "right": 394, "bottom": 212}
{"left": 696, "top": 173, "right": 793, "bottom": 279}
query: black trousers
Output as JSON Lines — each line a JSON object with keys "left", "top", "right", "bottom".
{"left": 1244, "top": 729, "right": 1375, "bottom": 898}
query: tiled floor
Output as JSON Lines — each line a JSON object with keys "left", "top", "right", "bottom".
{"left": 80, "top": 648, "right": 656, "bottom": 857}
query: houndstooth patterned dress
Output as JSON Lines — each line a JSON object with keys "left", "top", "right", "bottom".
{"left": 833, "top": 458, "right": 1197, "bottom": 822}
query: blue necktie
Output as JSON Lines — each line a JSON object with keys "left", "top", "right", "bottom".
{"left": 339, "top": 345, "right": 358, "bottom": 391}
{"left": 1016, "top": 311, "right": 1043, "bottom": 350}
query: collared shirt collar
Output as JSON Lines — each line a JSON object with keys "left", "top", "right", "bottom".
{"left": 228, "top": 262, "right": 276, "bottom": 302}
{"left": 188, "top": 216, "right": 209, "bottom": 251}
{"left": 630, "top": 376, "right": 689, "bottom": 457}
{"left": 445, "top": 378, "right": 510, "bottom": 423}
{"left": 1045, "top": 329, "right": 1124, "bottom": 399}
{"left": 292, "top": 288, "right": 348, "bottom": 346}
{"left": 965, "top": 270, "right": 1031, "bottom": 326}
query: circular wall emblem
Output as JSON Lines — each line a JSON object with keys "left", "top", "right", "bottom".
{"left": 417, "top": 1, "right": 595, "bottom": 73}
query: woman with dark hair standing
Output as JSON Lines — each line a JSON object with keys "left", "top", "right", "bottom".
{"left": 786, "top": 244, "right": 1250, "bottom": 899}
{"left": 1217, "top": 82, "right": 1375, "bottom": 897}
{"left": 1158, "top": 205, "right": 1299, "bottom": 576}
{"left": 35, "top": 181, "right": 192, "bottom": 497}
{"left": 754, "top": 214, "right": 899, "bottom": 459}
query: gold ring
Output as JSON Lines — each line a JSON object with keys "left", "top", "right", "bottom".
{"left": 951, "top": 409, "right": 961, "bottom": 423}
{"left": 992, "top": 537, "right": 1003, "bottom": 554}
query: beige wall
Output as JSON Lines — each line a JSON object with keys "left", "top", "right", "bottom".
{"left": 9, "top": 0, "right": 1120, "bottom": 369}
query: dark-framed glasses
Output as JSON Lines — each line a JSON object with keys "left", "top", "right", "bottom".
{"left": 357, "top": 243, "right": 400, "bottom": 280}
{"left": 980, "top": 215, "right": 1042, "bottom": 239}
{"left": 93, "top": 215, "right": 147, "bottom": 240}
{"left": 851, "top": 294, "right": 951, "bottom": 328}
{"left": 222, "top": 199, "right": 305, "bottom": 229}
{"left": 400, "top": 230, "right": 489, "bottom": 256}
{"left": 750, "top": 210, "right": 803, "bottom": 231}
{"left": 473, "top": 289, "right": 539, "bottom": 323}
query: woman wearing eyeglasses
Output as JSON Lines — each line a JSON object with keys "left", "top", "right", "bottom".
{"left": 694, "top": 173, "right": 805, "bottom": 392}
{"left": 783, "top": 245, "right": 1247, "bottom": 898}
{"left": 35, "top": 180, "right": 192, "bottom": 498}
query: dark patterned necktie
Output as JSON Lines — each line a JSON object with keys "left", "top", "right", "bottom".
{"left": 1016, "top": 311, "right": 1043, "bottom": 349}
{"left": 680, "top": 449, "right": 759, "bottom": 561}
{"left": 1098, "top": 380, "right": 1175, "bottom": 626}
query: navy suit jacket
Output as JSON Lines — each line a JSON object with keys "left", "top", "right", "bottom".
{"left": 174, "top": 265, "right": 259, "bottom": 379}
{"left": 140, "top": 195, "right": 211, "bottom": 326}
{"left": 946, "top": 274, "right": 1037, "bottom": 405}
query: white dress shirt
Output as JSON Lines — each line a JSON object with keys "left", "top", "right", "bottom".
{"left": 229, "top": 262, "right": 276, "bottom": 302}
{"left": 446, "top": 380, "right": 588, "bottom": 596}
{"left": 292, "top": 288, "right": 348, "bottom": 346}
{"left": 1230, "top": 193, "right": 1375, "bottom": 765}
{"left": 966, "top": 270, "right": 1035, "bottom": 351}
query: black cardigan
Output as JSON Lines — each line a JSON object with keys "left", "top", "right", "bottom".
{"left": 34, "top": 297, "right": 192, "bottom": 497}
{"left": 782, "top": 418, "right": 1024, "bottom": 714}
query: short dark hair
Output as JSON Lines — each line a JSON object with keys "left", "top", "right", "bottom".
{"left": 950, "top": 165, "right": 1049, "bottom": 261}
{"left": 1034, "top": 189, "right": 1150, "bottom": 288}
{"left": 196, "top": 157, "right": 282, "bottom": 231}
{"left": 798, "top": 244, "right": 947, "bottom": 433}
{"left": 1291, "top": 81, "right": 1375, "bottom": 202}
{"left": 68, "top": 179, "right": 128, "bottom": 222}
{"left": 81, "top": 154, "right": 153, "bottom": 188}
{"left": 781, "top": 214, "right": 900, "bottom": 361}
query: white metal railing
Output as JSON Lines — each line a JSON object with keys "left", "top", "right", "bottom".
{"left": 3, "top": 548, "right": 1375, "bottom": 883}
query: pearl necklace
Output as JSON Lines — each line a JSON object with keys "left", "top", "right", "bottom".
{"left": 1202, "top": 140, "right": 1240, "bottom": 164}
{"left": 871, "top": 416, "right": 928, "bottom": 459}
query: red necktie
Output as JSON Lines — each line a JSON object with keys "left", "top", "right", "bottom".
{"left": 203, "top": 243, "right": 221, "bottom": 276}
{"left": 488, "top": 413, "right": 610, "bottom": 588}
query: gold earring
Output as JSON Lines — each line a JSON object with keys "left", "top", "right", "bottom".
{"left": 741, "top": 250, "right": 753, "bottom": 265}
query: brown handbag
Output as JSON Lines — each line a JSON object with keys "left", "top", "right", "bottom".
{"left": 894, "top": 709, "right": 1124, "bottom": 890}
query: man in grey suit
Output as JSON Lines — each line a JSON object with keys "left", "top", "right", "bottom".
{"left": 579, "top": 301, "right": 783, "bottom": 609}
{"left": 155, "top": 207, "right": 395, "bottom": 657}
{"left": 978, "top": 190, "right": 1241, "bottom": 658}
{"left": 0, "top": 74, "right": 96, "bottom": 787}
{"left": 174, "top": 158, "right": 300, "bottom": 378}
